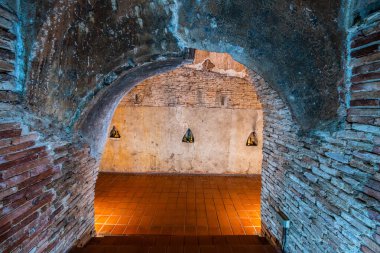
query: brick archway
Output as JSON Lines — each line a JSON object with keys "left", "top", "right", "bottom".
{"left": 77, "top": 58, "right": 190, "bottom": 157}
{"left": 76, "top": 51, "right": 296, "bottom": 249}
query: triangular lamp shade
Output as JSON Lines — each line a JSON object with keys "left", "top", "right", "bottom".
{"left": 110, "top": 126, "right": 121, "bottom": 138}
{"left": 182, "top": 128, "right": 194, "bottom": 143}
{"left": 246, "top": 131, "right": 258, "bottom": 146}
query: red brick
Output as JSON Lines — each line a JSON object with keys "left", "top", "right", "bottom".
{"left": 18, "top": 168, "right": 55, "bottom": 190}
{"left": 2, "top": 146, "right": 45, "bottom": 162}
{"left": 0, "top": 133, "right": 38, "bottom": 149}
{"left": 0, "top": 141, "right": 36, "bottom": 156}
{"left": 1, "top": 187, "right": 43, "bottom": 213}
{"left": 351, "top": 82, "right": 380, "bottom": 92}
{"left": 0, "top": 129, "right": 21, "bottom": 139}
{"left": 352, "top": 72, "right": 380, "bottom": 84}
{"left": 0, "top": 123, "right": 20, "bottom": 132}
{"left": 2, "top": 232, "right": 30, "bottom": 253}
{"left": 351, "top": 91, "right": 380, "bottom": 100}
{"left": 350, "top": 99, "right": 379, "bottom": 107}
{"left": 49, "top": 205, "right": 64, "bottom": 221}
{"left": 0, "top": 201, "right": 33, "bottom": 230}
{"left": 53, "top": 144, "right": 70, "bottom": 154}
{"left": 4, "top": 214, "right": 50, "bottom": 253}
{"left": 351, "top": 44, "right": 379, "bottom": 59}
{"left": 0, "top": 151, "right": 49, "bottom": 173}
{"left": 0, "top": 192, "right": 54, "bottom": 234}
{"left": 42, "top": 241, "right": 59, "bottom": 253}
{"left": 54, "top": 155, "right": 69, "bottom": 165}
{"left": 2, "top": 175, "right": 53, "bottom": 204}
{"left": 351, "top": 31, "right": 380, "bottom": 49}
{"left": 30, "top": 164, "right": 53, "bottom": 177}
{"left": 352, "top": 62, "right": 380, "bottom": 75}
{"left": 0, "top": 212, "right": 39, "bottom": 239}
{"left": 0, "top": 171, "right": 29, "bottom": 190}
{"left": 14, "top": 193, "right": 53, "bottom": 225}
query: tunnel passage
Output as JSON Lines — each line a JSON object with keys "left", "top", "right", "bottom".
{"left": 94, "top": 51, "right": 264, "bottom": 237}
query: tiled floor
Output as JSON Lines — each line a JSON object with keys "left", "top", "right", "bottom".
{"left": 94, "top": 173, "right": 261, "bottom": 236}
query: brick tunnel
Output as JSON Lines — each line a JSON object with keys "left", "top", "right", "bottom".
{"left": 0, "top": 1, "right": 379, "bottom": 253}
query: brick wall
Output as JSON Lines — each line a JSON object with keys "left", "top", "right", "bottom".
{"left": 259, "top": 11, "right": 380, "bottom": 253}
{"left": 119, "top": 67, "right": 261, "bottom": 110}
{"left": 0, "top": 5, "right": 16, "bottom": 89}
{"left": 0, "top": 103, "right": 97, "bottom": 252}
{"left": 0, "top": 4, "right": 21, "bottom": 103}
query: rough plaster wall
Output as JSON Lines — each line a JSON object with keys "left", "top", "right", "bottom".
{"left": 101, "top": 107, "right": 263, "bottom": 174}
{"left": 25, "top": 0, "right": 184, "bottom": 129}
{"left": 100, "top": 67, "right": 263, "bottom": 174}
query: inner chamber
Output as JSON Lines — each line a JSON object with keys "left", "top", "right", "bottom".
{"left": 95, "top": 50, "right": 264, "bottom": 237}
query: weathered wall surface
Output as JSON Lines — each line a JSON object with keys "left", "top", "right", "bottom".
{"left": 24, "top": 0, "right": 184, "bottom": 130}
{"left": 100, "top": 67, "right": 263, "bottom": 174}
{"left": 173, "top": 0, "right": 344, "bottom": 130}
{"left": 21, "top": 0, "right": 347, "bottom": 131}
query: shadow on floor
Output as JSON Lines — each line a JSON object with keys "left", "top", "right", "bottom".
{"left": 70, "top": 235, "right": 278, "bottom": 253}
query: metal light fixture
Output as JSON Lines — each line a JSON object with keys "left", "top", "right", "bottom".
{"left": 182, "top": 128, "right": 194, "bottom": 143}
{"left": 109, "top": 126, "right": 121, "bottom": 138}
{"left": 246, "top": 131, "right": 258, "bottom": 146}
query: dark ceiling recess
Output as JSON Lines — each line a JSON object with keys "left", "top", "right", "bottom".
{"left": 20, "top": 0, "right": 348, "bottom": 132}
{"left": 175, "top": 0, "right": 345, "bottom": 131}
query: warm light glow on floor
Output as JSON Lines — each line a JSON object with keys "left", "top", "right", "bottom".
{"left": 94, "top": 173, "right": 261, "bottom": 236}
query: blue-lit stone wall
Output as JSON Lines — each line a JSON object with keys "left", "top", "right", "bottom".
{"left": 0, "top": 3, "right": 19, "bottom": 95}
{"left": 258, "top": 6, "right": 380, "bottom": 252}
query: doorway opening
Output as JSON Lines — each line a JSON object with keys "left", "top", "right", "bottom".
{"left": 94, "top": 50, "right": 264, "bottom": 237}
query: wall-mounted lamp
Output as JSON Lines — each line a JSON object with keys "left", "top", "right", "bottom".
{"left": 246, "top": 131, "right": 258, "bottom": 146}
{"left": 110, "top": 126, "right": 121, "bottom": 138}
{"left": 182, "top": 128, "right": 194, "bottom": 143}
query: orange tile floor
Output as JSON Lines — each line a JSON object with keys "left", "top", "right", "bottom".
{"left": 94, "top": 173, "right": 261, "bottom": 236}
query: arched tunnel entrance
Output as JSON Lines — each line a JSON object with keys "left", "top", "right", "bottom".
{"left": 93, "top": 50, "right": 264, "bottom": 237}
{"left": 75, "top": 46, "right": 295, "bottom": 252}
